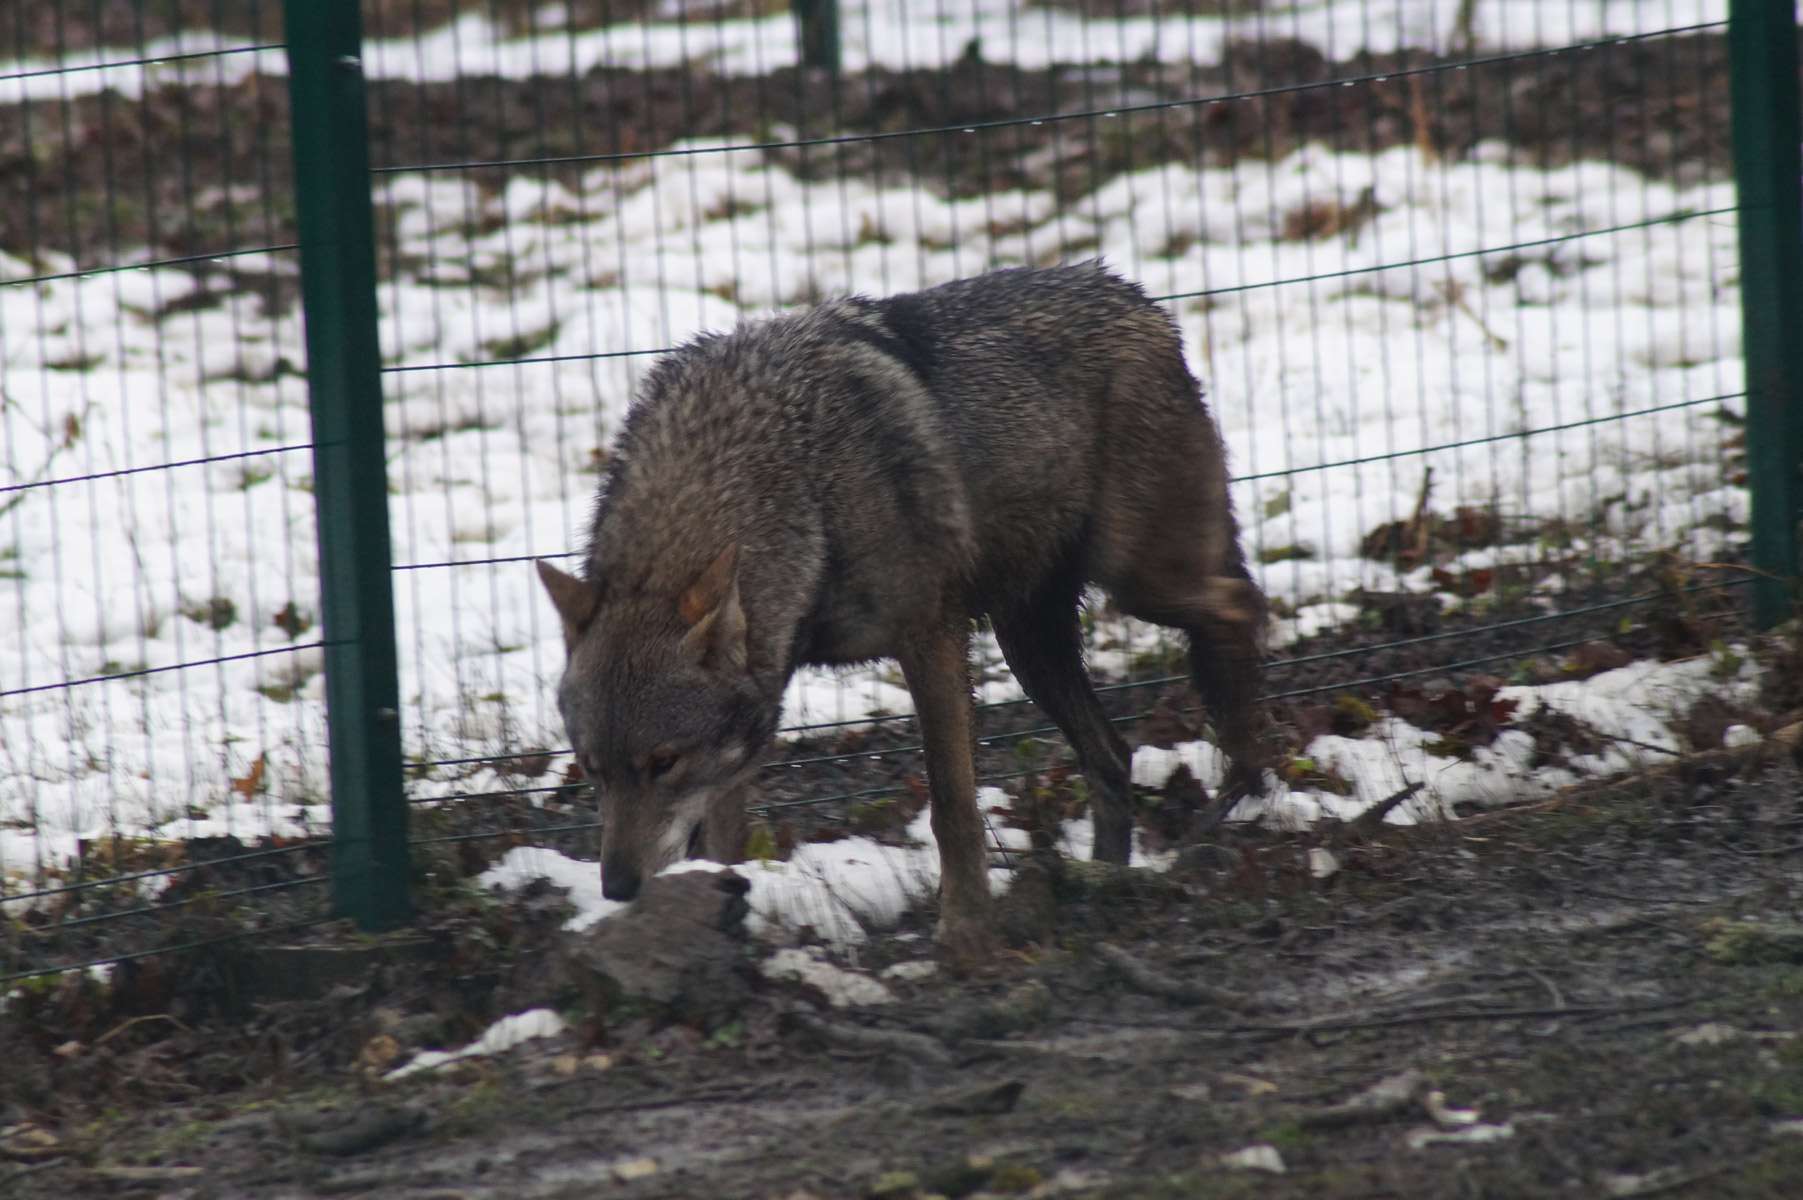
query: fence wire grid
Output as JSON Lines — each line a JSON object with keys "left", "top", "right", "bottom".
{"left": 1, "top": 0, "right": 1771, "bottom": 983}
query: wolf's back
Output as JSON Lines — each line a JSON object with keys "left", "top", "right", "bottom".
{"left": 585, "top": 263, "right": 1231, "bottom": 630}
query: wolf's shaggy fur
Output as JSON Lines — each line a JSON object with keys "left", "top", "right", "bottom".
{"left": 540, "top": 263, "right": 1266, "bottom": 950}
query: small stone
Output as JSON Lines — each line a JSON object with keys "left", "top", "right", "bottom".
{"left": 1218, "top": 1073, "right": 1278, "bottom": 1097}
{"left": 1723, "top": 724, "right": 1761, "bottom": 748}
{"left": 923, "top": 1078, "right": 1026, "bottom": 1117}
{"left": 1219, "top": 1144, "right": 1285, "bottom": 1173}
{"left": 1307, "top": 847, "right": 1340, "bottom": 880}
{"left": 880, "top": 960, "right": 938, "bottom": 982}
{"left": 552, "top": 1054, "right": 581, "bottom": 1075}
{"left": 1676, "top": 1022, "right": 1741, "bottom": 1047}
{"left": 1300, "top": 1068, "right": 1425, "bottom": 1129}
{"left": 288, "top": 1104, "right": 425, "bottom": 1156}
{"left": 612, "top": 1157, "right": 659, "bottom": 1181}
{"left": 0, "top": 1122, "right": 63, "bottom": 1162}
{"left": 988, "top": 1164, "right": 1042, "bottom": 1193}
{"left": 1406, "top": 1122, "right": 1515, "bottom": 1150}
{"left": 868, "top": 1169, "right": 920, "bottom": 1198}
{"left": 921, "top": 1155, "right": 992, "bottom": 1197}
{"left": 583, "top": 1053, "right": 616, "bottom": 1071}
{"left": 1598, "top": 1167, "right": 1689, "bottom": 1196}
{"left": 1423, "top": 1089, "right": 1480, "bottom": 1128}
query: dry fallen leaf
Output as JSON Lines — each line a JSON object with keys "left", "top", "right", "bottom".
{"left": 358, "top": 1034, "right": 405, "bottom": 1073}
{"left": 231, "top": 753, "right": 267, "bottom": 800}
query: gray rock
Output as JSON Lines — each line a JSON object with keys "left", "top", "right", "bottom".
{"left": 564, "top": 870, "right": 752, "bottom": 1028}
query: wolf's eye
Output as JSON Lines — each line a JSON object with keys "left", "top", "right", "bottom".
{"left": 648, "top": 751, "right": 679, "bottom": 779}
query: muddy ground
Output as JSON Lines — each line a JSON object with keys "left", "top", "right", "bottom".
{"left": 7, "top": 738, "right": 1803, "bottom": 1198}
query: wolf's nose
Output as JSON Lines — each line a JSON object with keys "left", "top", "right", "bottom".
{"left": 601, "top": 863, "right": 641, "bottom": 901}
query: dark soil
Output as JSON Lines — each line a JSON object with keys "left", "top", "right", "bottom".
{"left": 7, "top": 748, "right": 1803, "bottom": 1198}
{"left": 1, "top": 30, "right": 1747, "bottom": 279}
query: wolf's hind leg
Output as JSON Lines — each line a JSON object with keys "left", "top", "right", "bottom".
{"left": 897, "top": 616, "right": 995, "bottom": 956}
{"left": 991, "top": 580, "right": 1134, "bottom": 866}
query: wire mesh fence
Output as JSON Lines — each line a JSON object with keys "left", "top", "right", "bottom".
{"left": 1, "top": 2, "right": 337, "bottom": 981}
{"left": 2, "top": 0, "right": 1787, "bottom": 983}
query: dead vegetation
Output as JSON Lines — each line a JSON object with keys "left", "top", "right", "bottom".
{"left": 2, "top": 32, "right": 1735, "bottom": 274}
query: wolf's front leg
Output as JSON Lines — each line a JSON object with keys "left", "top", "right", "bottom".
{"left": 898, "top": 618, "right": 995, "bottom": 958}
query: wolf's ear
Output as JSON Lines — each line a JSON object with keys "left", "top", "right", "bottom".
{"left": 679, "top": 545, "right": 748, "bottom": 672}
{"left": 537, "top": 559, "right": 599, "bottom": 651}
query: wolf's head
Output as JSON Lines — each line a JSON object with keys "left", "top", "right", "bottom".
{"left": 537, "top": 546, "right": 768, "bottom": 901}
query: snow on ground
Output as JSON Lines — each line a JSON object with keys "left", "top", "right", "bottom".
{"left": 478, "top": 786, "right": 1142, "bottom": 949}
{"left": 0, "top": 7, "right": 1750, "bottom": 891}
{"left": 472, "top": 655, "right": 1764, "bottom": 954}
{"left": 0, "top": 0, "right": 1732, "bottom": 104}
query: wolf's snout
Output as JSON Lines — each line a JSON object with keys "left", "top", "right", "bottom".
{"left": 601, "top": 861, "right": 643, "bottom": 902}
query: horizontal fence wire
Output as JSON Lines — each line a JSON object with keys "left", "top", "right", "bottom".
{"left": 386, "top": 387, "right": 1745, "bottom": 578}
{"left": 380, "top": 211, "right": 1737, "bottom": 379}
{"left": 2, "top": 918, "right": 337, "bottom": 987}
{"left": 0, "top": 244, "right": 301, "bottom": 290}
{"left": 2, "top": 840, "right": 325, "bottom": 908}
{"left": 0, "top": 43, "right": 282, "bottom": 85}
{"left": 39, "top": 873, "right": 329, "bottom": 936}
{"left": 370, "top": 24, "right": 1726, "bottom": 177}
{"left": 0, "top": 642, "right": 328, "bottom": 701}
{"left": 402, "top": 579, "right": 1750, "bottom": 778}
{"left": 0, "top": 445, "right": 312, "bottom": 498}
{"left": 1157, "top": 210, "right": 1740, "bottom": 303}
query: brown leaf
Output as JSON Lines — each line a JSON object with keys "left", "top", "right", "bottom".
{"left": 1564, "top": 640, "right": 1632, "bottom": 679}
{"left": 230, "top": 753, "right": 266, "bottom": 799}
{"left": 898, "top": 773, "right": 930, "bottom": 819}
{"left": 1295, "top": 704, "right": 1339, "bottom": 743}
{"left": 1140, "top": 693, "right": 1201, "bottom": 749}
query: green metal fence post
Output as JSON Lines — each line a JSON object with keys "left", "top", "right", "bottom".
{"left": 794, "top": 0, "right": 841, "bottom": 72}
{"left": 1730, "top": 0, "right": 1803, "bottom": 626}
{"left": 284, "top": 0, "right": 411, "bottom": 928}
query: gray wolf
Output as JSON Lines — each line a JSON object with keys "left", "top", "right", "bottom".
{"left": 538, "top": 262, "right": 1267, "bottom": 952}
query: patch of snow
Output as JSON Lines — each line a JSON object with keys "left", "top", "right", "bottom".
{"left": 479, "top": 846, "right": 624, "bottom": 931}
{"left": 387, "top": 1007, "right": 566, "bottom": 1078}
{"left": 760, "top": 947, "right": 896, "bottom": 1006}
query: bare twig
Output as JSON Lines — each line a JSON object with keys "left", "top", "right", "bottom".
{"left": 1298, "top": 1068, "right": 1426, "bottom": 1130}
{"left": 92, "top": 1013, "right": 191, "bottom": 1047}
{"left": 1200, "top": 992, "right": 1709, "bottom": 1037}
{"left": 789, "top": 1013, "right": 952, "bottom": 1064}
{"left": 1354, "top": 781, "right": 1426, "bottom": 832}
{"left": 1096, "top": 943, "right": 1257, "bottom": 1013}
